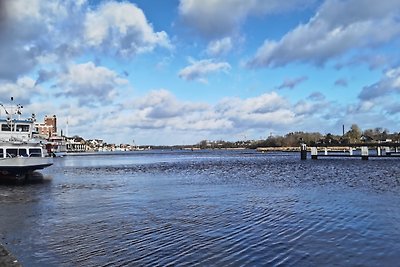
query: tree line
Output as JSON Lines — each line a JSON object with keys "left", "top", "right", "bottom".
{"left": 197, "top": 124, "right": 400, "bottom": 149}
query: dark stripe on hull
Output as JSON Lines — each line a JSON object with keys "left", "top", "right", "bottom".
{"left": 0, "top": 163, "right": 53, "bottom": 176}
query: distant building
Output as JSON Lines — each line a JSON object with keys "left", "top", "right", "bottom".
{"left": 35, "top": 115, "right": 57, "bottom": 137}
{"left": 66, "top": 136, "right": 86, "bottom": 152}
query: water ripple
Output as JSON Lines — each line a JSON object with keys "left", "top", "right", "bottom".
{"left": 1, "top": 151, "right": 400, "bottom": 266}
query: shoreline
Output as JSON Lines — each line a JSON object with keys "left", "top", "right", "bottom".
{"left": 0, "top": 244, "right": 21, "bottom": 267}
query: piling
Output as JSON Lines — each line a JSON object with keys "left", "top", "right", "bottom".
{"left": 300, "top": 142, "right": 400, "bottom": 160}
{"left": 311, "top": 147, "right": 318, "bottom": 160}
{"left": 361, "top": 146, "right": 369, "bottom": 160}
{"left": 300, "top": 144, "right": 307, "bottom": 160}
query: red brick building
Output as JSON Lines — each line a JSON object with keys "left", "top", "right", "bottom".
{"left": 35, "top": 115, "right": 57, "bottom": 137}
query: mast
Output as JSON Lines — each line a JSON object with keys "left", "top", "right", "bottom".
{"left": 66, "top": 116, "right": 69, "bottom": 137}
{"left": 10, "top": 97, "right": 14, "bottom": 140}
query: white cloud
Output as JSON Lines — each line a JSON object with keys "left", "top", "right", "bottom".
{"left": 216, "top": 92, "right": 296, "bottom": 128}
{"left": 336, "top": 54, "right": 389, "bottom": 70}
{"left": 0, "top": 76, "right": 41, "bottom": 104}
{"left": 0, "top": 0, "right": 87, "bottom": 81}
{"left": 178, "top": 59, "right": 231, "bottom": 83}
{"left": 247, "top": 0, "right": 400, "bottom": 68}
{"left": 110, "top": 89, "right": 227, "bottom": 131}
{"left": 84, "top": 1, "right": 171, "bottom": 56}
{"left": 0, "top": 0, "right": 54, "bottom": 80}
{"left": 133, "top": 89, "right": 208, "bottom": 119}
{"left": 0, "top": 0, "right": 172, "bottom": 81}
{"left": 178, "top": 0, "right": 315, "bottom": 38}
{"left": 207, "top": 37, "right": 233, "bottom": 56}
{"left": 276, "top": 76, "right": 308, "bottom": 90}
{"left": 57, "top": 62, "right": 128, "bottom": 104}
{"left": 359, "top": 67, "right": 400, "bottom": 100}
{"left": 36, "top": 86, "right": 395, "bottom": 145}
{"left": 104, "top": 90, "right": 300, "bottom": 136}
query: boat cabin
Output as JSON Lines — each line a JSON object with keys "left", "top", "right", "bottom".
{"left": 0, "top": 144, "right": 44, "bottom": 159}
{"left": 0, "top": 119, "right": 33, "bottom": 142}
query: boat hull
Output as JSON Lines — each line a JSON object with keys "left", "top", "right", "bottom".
{"left": 0, "top": 157, "right": 53, "bottom": 176}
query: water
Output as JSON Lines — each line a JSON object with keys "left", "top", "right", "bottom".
{"left": 1, "top": 150, "right": 400, "bottom": 266}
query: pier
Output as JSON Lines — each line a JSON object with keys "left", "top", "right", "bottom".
{"left": 300, "top": 142, "right": 400, "bottom": 160}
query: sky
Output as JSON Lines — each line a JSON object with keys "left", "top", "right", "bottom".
{"left": 0, "top": 0, "right": 400, "bottom": 145}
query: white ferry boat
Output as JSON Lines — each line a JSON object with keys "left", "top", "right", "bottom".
{"left": 0, "top": 100, "right": 52, "bottom": 177}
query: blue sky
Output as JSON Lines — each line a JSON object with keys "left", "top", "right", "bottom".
{"left": 0, "top": 0, "right": 400, "bottom": 145}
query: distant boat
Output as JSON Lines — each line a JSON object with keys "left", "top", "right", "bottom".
{"left": 0, "top": 100, "right": 53, "bottom": 178}
{"left": 46, "top": 135, "right": 67, "bottom": 157}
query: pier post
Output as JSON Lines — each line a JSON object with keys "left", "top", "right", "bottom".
{"left": 377, "top": 147, "right": 381, "bottom": 156}
{"left": 300, "top": 144, "right": 307, "bottom": 160}
{"left": 349, "top": 148, "right": 353, "bottom": 156}
{"left": 311, "top": 147, "right": 318, "bottom": 160}
{"left": 361, "top": 146, "right": 369, "bottom": 160}
{"left": 324, "top": 147, "right": 328, "bottom": 156}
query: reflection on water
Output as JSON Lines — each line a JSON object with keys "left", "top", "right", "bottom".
{"left": 1, "top": 150, "right": 400, "bottom": 266}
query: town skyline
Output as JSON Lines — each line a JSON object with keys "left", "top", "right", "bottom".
{"left": 0, "top": 0, "right": 399, "bottom": 145}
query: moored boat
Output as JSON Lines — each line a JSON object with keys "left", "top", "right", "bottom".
{"left": 0, "top": 99, "right": 53, "bottom": 178}
{"left": 0, "top": 141, "right": 53, "bottom": 176}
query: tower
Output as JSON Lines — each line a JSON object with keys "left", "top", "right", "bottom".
{"left": 44, "top": 115, "right": 57, "bottom": 136}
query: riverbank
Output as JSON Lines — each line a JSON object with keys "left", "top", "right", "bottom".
{"left": 0, "top": 244, "right": 20, "bottom": 267}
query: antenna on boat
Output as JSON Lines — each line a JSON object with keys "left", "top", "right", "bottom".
{"left": 0, "top": 103, "right": 9, "bottom": 115}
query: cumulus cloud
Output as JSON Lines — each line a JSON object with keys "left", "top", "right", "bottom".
{"left": 0, "top": 0, "right": 172, "bottom": 81}
{"left": 133, "top": 89, "right": 208, "bottom": 119}
{"left": 247, "top": 0, "right": 400, "bottom": 68}
{"left": 335, "top": 54, "right": 389, "bottom": 70}
{"left": 0, "top": 76, "right": 41, "bottom": 104}
{"left": 113, "top": 89, "right": 229, "bottom": 131}
{"left": 215, "top": 92, "right": 296, "bottom": 128}
{"left": 57, "top": 62, "right": 128, "bottom": 104}
{"left": 84, "top": 1, "right": 171, "bottom": 56}
{"left": 178, "top": 0, "right": 315, "bottom": 38}
{"left": 105, "top": 90, "right": 304, "bottom": 137}
{"left": 45, "top": 87, "right": 385, "bottom": 145}
{"left": 359, "top": 67, "right": 400, "bottom": 100}
{"left": 0, "top": 0, "right": 52, "bottom": 80}
{"left": 207, "top": 37, "right": 233, "bottom": 56}
{"left": 178, "top": 59, "right": 231, "bottom": 83}
{"left": 0, "top": 0, "right": 86, "bottom": 81}
{"left": 276, "top": 76, "right": 308, "bottom": 90}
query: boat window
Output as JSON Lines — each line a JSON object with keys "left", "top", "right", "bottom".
{"left": 0, "top": 149, "right": 3, "bottom": 158}
{"left": 6, "top": 149, "right": 17, "bottom": 157}
{"left": 16, "top": 124, "right": 30, "bottom": 132}
{"left": 1, "top": 124, "right": 12, "bottom": 131}
{"left": 29, "top": 148, "right": 42, "bottom": 157}
{"left": 18, "top": 148, "right": 28, "bottom": 157}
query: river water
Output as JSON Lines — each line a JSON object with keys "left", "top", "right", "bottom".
{"left": 1, "top": 150, "right": 400, "bottom": 266}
